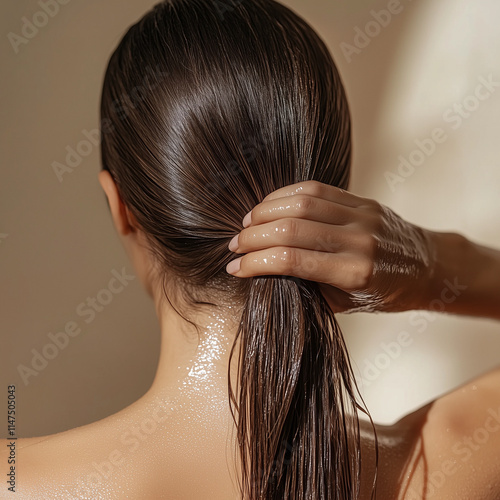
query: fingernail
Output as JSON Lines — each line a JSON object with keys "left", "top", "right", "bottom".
{"left": 228, "top": 234, "right": 239, "bottom": 252}
{"left": 226, "top": 257, "right": 241, "bottom": 275}
{"left": 242, "top": 210, "right": 252, "bottom": 228}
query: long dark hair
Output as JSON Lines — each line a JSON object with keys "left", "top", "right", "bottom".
{"left": 99, "top": 0, "right": 377, "bottom": 498}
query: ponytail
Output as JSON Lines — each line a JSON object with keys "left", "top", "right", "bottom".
{"left": 229, "top": 276, "right": 375, "bottom": 499}
{"left": 99, "top": 0, "right": 378, "bottom": 496}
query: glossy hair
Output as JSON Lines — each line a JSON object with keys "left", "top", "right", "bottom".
{"left": 99, "top": 0, "right": 377, "bottom": 498}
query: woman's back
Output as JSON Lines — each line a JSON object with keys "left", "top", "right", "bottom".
{"left": 4, "top": 363, "right": 500, "bottom": 498}
{"left": 2, "top": 387, "right": 239, "bottom": 498}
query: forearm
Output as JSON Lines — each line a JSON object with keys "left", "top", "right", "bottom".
{"left": 420, "top": 230, "right": 500, "bottom": 320}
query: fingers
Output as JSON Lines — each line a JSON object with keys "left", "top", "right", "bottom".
{"left": 243, "top": 180, "right": 370, "bottom": 228}
{"left": 243, "top": 194, "right": 357, "bottom": 229}
{"left": 226, "top": 180, "right": 379, "bottom": 292}
{"left": 229, "top": 218, "right": 369, "bottom": 255}
{"left": 260, "top": 180, "right": 366, "bottom": 207}
{"left": 225, "top": 246, "right": 373, "bottom": 291}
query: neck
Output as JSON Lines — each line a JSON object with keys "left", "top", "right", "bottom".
{"left": 146, "top": 287, "right": 243, "bottom": 399}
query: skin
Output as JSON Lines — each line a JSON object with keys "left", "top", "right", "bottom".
{"left": 226, "top": 180, "right": 500, "bottom": 318}
{"left": 2, "top": 177, "right": 500, "bottom": 499}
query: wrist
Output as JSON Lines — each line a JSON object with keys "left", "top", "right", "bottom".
{"left": 398, "top": 226, "right": 440, "bottom": 311}
{"left": 419, "top": 229, "right": 469, "bottom": 310}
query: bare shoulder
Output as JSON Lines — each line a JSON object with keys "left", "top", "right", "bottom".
{"left": 0, "top": 389, "right": 240, "bottom": 499}
{"left": 0, "top": 394, "right": 169, "bottom": 499}
{"left": 390, "top": 366, "right": 500, "bottom": 499}
{"left": 1, "top": 435, "right": 51, "bottom": 498}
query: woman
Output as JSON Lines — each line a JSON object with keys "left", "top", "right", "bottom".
{"left": 3, "top": 0, "right": 500, "bottom": 498}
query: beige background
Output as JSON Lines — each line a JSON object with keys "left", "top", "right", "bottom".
{"left": 1, "top": 0, "right": 499, "bottom": 437}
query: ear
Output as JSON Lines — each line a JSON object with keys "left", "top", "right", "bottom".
{"left": 98, "top": 170, "right": 136, "bottom": 236}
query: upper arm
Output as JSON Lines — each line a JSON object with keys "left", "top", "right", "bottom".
{"left": 397, "top": 366, "right": 500, "bottom": 499}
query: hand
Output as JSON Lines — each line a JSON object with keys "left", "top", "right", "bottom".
{"left": 226, "top": 180, "right": 435, "bottom": 313}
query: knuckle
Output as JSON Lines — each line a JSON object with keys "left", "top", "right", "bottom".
{"left": 370, "top": 200, "right": 385, "bottom": 217}
{"left": 303, "top": 180, "right": 323, "bottom": 198}
{"left": 294, "top": 195, "right": 314, "bottom": 216}
{"left": 276, "top": 247, "right": 299, "bottom": 274}
{"left": 368, "top": 213, "right": 384, "bottom": 234}
{"left": 359, "top": 233, "right": 378, "bottom": 257}
{"left": 279, "top": 218, "right": 298, "bottom": 241}
{"left": 353, "top": 256, "right": 374, "bottom": 289}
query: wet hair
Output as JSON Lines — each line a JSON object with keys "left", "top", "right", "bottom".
{"left": 99, "top": 0, "right": 377, "bottom": 498}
